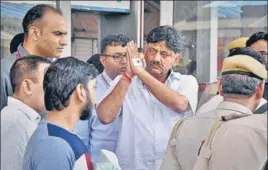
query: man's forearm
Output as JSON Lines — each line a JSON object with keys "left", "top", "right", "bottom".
{"left": 96, "top": 77, "right": 131, "bottom": 124}
{"left": 137, "top": 70, "right": 189, "bottom": 112}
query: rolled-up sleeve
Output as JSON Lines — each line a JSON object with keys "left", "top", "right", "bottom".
{"left": 179, "top": 75, "right": 198, "bottom": 113}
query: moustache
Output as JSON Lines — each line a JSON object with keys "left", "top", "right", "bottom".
{"left": 150, "top": 61, "right": 163, "bottom": 68}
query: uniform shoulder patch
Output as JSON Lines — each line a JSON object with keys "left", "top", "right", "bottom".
{"left": 221, "top": 114, "right": 250, "bottom": 121}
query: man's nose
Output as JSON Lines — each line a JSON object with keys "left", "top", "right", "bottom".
{"left": 121, "top": 56, "right": 127, "bottom": 63}
{"left": 153, "top": 52, "right": 162, "bottom": 61}
{"left": 60, "top": 35, "right": 67, "bottom": 46}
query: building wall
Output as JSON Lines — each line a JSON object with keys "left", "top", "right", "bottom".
{"left": 100, "top": 1, "right": 138, "bottom": 48}
{"left": 143, "top": 1, "right": 159, "bottom": 38}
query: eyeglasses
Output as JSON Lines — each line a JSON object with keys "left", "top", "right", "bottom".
{"left": 103, "top": 53, "right": 127, "bottom": 62}
{"left": 146, "top": 47, "right": 173, "bottom": 59}
{"left": 260, "top": 51, "right": 268, "bottom": 57}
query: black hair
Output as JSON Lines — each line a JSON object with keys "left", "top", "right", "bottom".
{"left": 44, "top": 57, "right": 94, "bottom": 111}
{"left": 246, "top": 32, "right": 268, "bottom": 47}
{"left": 10, "top": 33, "right": 24, "bottom": 54}
{"left": 138, "top": 48, "right": 144, "bottom": 53}
{"left": 228, "top": 47, "right": 265, "bottom": 65}
{"left": 22, "top": 4, "right": 62, "bottom": 36}
{"left": 146, "top": 25, "right": 184, "bottom": 54}
{"left": 10, "top": 55, "right": 52, "bottom": 92}
{"left": 87, "top": 54, "right": 104, "bottom": 73}
{"left": 100, "top": 33, "right": 130, "bottom": 54}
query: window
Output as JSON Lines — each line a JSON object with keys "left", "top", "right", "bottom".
{"left": 173, "top": 1, "right": 267, "bottom": 83}
{"left": 0, "top": 1, "right": 56, "bottom": 58}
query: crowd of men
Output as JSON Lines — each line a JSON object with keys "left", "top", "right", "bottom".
{"left": 1, "top": 4, "right": 267, "bottom": 170}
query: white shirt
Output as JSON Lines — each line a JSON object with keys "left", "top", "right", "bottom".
{"left": 105, "top": 71, "right": 198, "bottom": 170}
{"left": 1, "top": 97, "right": 41, "bottom": 170}
{"left": 196, "top": 94, "right": 267, "bottom": 115}
{"left": 74, "top": 71, "right": 122, "bottom": 162}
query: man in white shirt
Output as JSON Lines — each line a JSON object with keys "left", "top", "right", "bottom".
{"left": 97, "top": 25, "right": 198, "bottom": 170}
{"left": 1, "top": 56, "right": 52, "bottom": 170}
{"left": 74, "top": 33, "right": 131, "bottom": 162}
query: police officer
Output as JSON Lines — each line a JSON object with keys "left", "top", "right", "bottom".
{"left": 160, "top": 47, "right": 267, "bottom": 170}
{"left": 197, "top": 37, "right": 249, "bottom": 110}
{"left": 194, "top": 112, "right": 267, "bottom": 170}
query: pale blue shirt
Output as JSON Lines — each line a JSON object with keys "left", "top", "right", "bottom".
{"left": 1, "top": 97, "right": 41, "bottom": 170}
{"left": 102, "top": 71, "right": 198, "bottom": 170}
{"left": 74, "top": 71, "right": 121, "bottom": 163}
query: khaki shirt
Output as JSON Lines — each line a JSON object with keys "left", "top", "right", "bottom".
{"left": 160, "top": 101, "right": 253, "bottom": 170}
{"left": 194, "top": 113, "right": 267, "bottom": 170}
{"left": 1, "top": 44, "right": 29, "bottom": 110}
{"left": 197, "top": 94, "right": 267, "bottom": 115}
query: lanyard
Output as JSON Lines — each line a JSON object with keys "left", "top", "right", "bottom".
{"left": 101, "top": 74, "right": 110, "bottom": 88}
{"left": 14, "top": 51, "right": 21, "bottom": 59}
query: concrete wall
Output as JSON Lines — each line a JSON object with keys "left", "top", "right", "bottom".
{"left": 144, "top": 1, "right": 160, "bottom": 37}
{"left": 57, "top": 0, "right": 72, "bottom": 57}
{"left": 100, "top": 1, "right": 139, "bottom": 49}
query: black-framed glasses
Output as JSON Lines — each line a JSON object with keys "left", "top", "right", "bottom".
{"left": 102, "top": 53, "right": 127, "bottom": 62}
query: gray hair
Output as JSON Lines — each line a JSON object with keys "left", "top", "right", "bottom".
{"left": 222, "top": 74, "right": 263, "bottom": 97}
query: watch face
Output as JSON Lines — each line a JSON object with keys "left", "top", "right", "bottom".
{"left": 132, "top": 58, "right": 143, "bottom": 67}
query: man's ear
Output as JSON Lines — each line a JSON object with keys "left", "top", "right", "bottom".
{"left": 256, "top": 81, "right": 265, "bottom": 99}
{"left": 75, "top": 84, "right": 87, "bottom": 103}
{"left": 99, "top": 56, "right": 106, "bottom": 67}
{"left": 28, "top": 26, "right": 41, "bottom": 41}
{"left": 217, "top": 79, "right": 223, "bottom": 96}
{"left": 173, "top": 54, "right": 181, "bottom": 67}
{"left": 21, "top": 79, "right": 34, "bottom": 95}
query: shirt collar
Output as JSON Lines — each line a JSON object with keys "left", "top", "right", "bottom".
{"left": 167, "top": 70, "right": 181, "bottom": 82}
{"left": 102, "top": 71, "right": 113, "bottom": 85}
{"left": 7, "top": 97, "right": 41, "bottom": 122}
{"left": 17, "top": 43, "right": 30, "bottom": 57}
{"left": 217, "top": 101, "right": 253, "bottom": 115}
{"left": 17, "top": 43, "right": 56, "bottom": 61}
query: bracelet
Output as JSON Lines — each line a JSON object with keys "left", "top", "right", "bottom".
{"left": 121, "top": 76, "right": 131, "bottom": 84}
{"left": 123, "top": 73, "right": 132, "bottom": 82}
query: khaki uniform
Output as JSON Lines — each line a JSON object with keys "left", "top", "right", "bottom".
{"left": 196, "top": 37, "right": 249, "bottom": 111}
{"left": 159, "top": 101, "right": 253, "bottom": 170}
{"left": 197, "top": 94, "right": 267, "bottom": 115}
{"left": 194, "top": 113, "right": 267, "bottom": 170}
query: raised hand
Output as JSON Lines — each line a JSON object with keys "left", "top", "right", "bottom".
{"left": 126, "top": 41, "right": 145, "bottom": 76}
